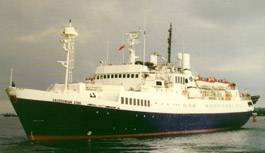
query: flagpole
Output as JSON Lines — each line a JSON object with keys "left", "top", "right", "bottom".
{"left": 140, "top": 47, "right": 142, "bottom": 61}
{"left": 123, "top": 32, "right": 125, "bottom": 64}
{"left": 10, "top": 68, "right": 13, "bottom": 87}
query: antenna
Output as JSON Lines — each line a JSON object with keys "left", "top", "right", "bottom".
{"left": 143, "top": 0, "right": 148, "bottom": 64}
{"left": 167, "top": 22, "right": 172, "bottom": 63}
{"left": 106, "top": 32, "right": 109, "bottom": 64}
{"left": 181, "top": 35, "right": 185, "bottom": 71}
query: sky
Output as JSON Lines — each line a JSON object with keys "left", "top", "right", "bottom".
{"left": 0, "top": 0, "right": 264, "bottom": 113}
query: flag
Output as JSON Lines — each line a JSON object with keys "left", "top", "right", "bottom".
{"left": 119, "top": 45, "right": 125, "bottom": 51}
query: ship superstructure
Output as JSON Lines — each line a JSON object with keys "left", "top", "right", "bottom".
{"left": 5, "top": 21, "right": 254, "bottom": 140}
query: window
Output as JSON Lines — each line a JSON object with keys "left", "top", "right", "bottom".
{"left": 156, "top": 81, "right": 162, "bottom": 86}
{"left": 131, "top": 74, "right": 134, "bottom": 78}
{"left": 125, "top": 98, "right": 128, "bottom": 104}
{"left": 127, "top": 74, "right": 130, "bottom": 78}
{"left": 121, "top": 97, "right": 124, "bottom": 104}
{"left": 148, "top": 100, "right": 150, "bottom": 107}
{"left": 115, "top": 74, "right": 118, "bottom": 78}
{"left": 100, "top": 75, "right": 103, "bottom": 79}
{"left": 185, "top": 79, "right": 188, "bottom": 84}
{"left": 123, "top": 74, "right": 126, "bottom": 78}
{"left": 107, "top": 75, "right": 110, "bottom": 79}
{"left": 129, "top": 98, "right": 132, "bottom": 105}
{"left": 111, "top": 74, "right": 114, "bottom": 78}
{"left": 104, "top": 75, "right": 106, "bottom": 79}
{"left": 144, "top": 100, "right": 147, "bottom": 106}
{"left": 133, "top": 99, "right": 136, "bottom": 105}
{"left": 175, "top": 76, "right": 177, "bottom": 83}
{"left": 141, "top": 100, "right": 143, "bottom": 106}
{"left": 182, "top": 77, "right": 185, "bottom": 84}
{"left": 136, "top": 74, "right": 139, "bottom": 78}
{"left": 119, "top": 74, "right": 122, "bottom": 78}
{"left": 137, "top": 99, "right": 140, "bottom": 106}
{"left": 97, "top": 76, "right": 99, "bottom": 80}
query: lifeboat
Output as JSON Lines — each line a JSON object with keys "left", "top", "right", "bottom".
{"left": 195, "top": 77, "right": 231, "bottom": 89}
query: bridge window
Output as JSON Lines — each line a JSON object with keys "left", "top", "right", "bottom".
{"left": 131, "top": 74, "right": 134, "bottom": 78}
{"left": 125, "top": 98, "right": 128, "bottom": 104}
{"left": 141, "top": 100, "right": 143, "bottom": 106}
{"left": 137, "top": 99, "right": 140, "bottom": 106}
{"left": 97, "top": 76, "right": 99, "bottom": 80}
{"left": 123, "top": 74, "right": 126, "bottom": 78}
{"left": 133, "top": 99, "right": 136, "bottom": 105}
{"left": 115, "top": 74, "right": 118, "bottom": 78}
{"left": 121, "top": 97, "right": 124, "bottom": 104}
{"left": 111, "top": 74, "right": 114, "bottom": 78}
{"left": 127, "top": 74, "right": 130, "bottom": 78}
{"left": 136, "top": 74, "right": 139, "bottom": 78}
{"left": 119, "top": 74, "right": 122, "bottom": 78}
{"left": 107, "top": 75, "right": 110, "bottom": 79}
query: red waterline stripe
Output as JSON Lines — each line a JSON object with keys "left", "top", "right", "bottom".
{"left": 28, "top": 126, "right": 239, "bottom": 141}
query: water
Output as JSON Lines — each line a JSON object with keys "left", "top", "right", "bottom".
{"left": 0, "top": 116, "right": 264, "bottom": 153}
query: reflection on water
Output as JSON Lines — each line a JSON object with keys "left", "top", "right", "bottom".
{"left": 1, "top": 116, "right": 265, "bottom": 153}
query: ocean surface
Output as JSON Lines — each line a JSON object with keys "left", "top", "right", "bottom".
{"left": 0, "top": 116, "right": 264, "bottom": 153}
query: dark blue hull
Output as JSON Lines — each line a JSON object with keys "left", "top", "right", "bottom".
{"left": 9, "top": 96, "right": 252, "bottom": 140}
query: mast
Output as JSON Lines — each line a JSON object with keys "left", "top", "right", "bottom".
{"left": 167, "top": 22, "right": 172, "bottom": 63}
{"left": 127, "top": 28, "right": 141, "bottom": 65}
{"left": 143, "top": 0, "right": 147, "bottom": 64}
{"left": 59, "top": 19, "right": 79, "bottom": 92}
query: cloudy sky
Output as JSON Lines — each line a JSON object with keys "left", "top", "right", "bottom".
{"left": 0, "top": 0, "right": 264, "bottom": 112}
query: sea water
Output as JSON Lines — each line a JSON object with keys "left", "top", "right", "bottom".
{"left": 0, "top": 116, "right": 264, "bottom": 153}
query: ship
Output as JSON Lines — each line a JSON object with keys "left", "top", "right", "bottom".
{"left": 5, "top": 21, "right": 255, "bottom": 141}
